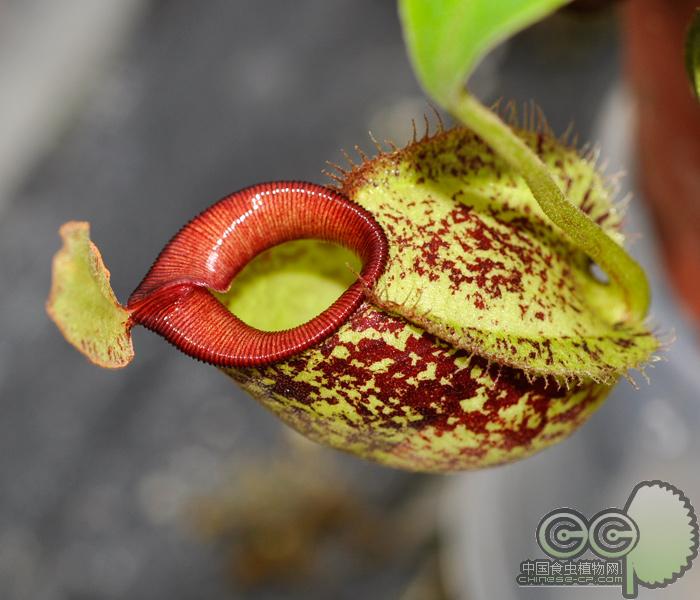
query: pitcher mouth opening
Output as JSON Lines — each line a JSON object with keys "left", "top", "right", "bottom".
{"left": 212, "top": 239, "right": 363, "bottom": 332}
{"left": 127, "top": 181, "right": 388, "bottom": 367}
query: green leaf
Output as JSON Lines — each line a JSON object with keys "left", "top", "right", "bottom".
{"left": 399, "top": 0, "right": 572, "bottom": 106}
{"left": 686, "top": 9, "right": 700, "bottom": 100}
{"left": 46, "top": 221, "right": 134, "bottom": 368}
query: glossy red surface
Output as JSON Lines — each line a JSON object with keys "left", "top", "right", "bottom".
{"left": 128, "top": 182, "right": 388, "bottom": 366}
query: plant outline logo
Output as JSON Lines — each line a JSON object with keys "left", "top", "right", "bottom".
{"left": 517, "top": 480, "right": 699, "bottom": 598}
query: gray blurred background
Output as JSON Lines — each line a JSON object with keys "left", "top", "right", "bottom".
{"left": 1, "top": 1, "right": 698, "bottom": 599}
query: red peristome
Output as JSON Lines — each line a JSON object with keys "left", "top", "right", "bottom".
{"left": 127, "top": 182, "right": 388, "bottom": 366}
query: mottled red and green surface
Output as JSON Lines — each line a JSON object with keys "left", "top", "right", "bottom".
{"left": 340, "top": 127, "right": 656, "bottom": 383}
{"left": 222, "top": 126, "right": 656, "bottom": 471}
{"left": 226, "top": 302, "right": 609, "bottom": 471}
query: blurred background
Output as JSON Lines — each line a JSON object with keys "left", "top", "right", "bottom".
{"left": 0, "top": 1, "right": 699, "bottom": 599}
